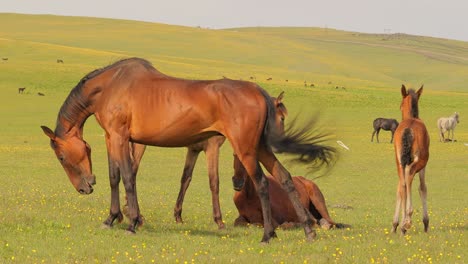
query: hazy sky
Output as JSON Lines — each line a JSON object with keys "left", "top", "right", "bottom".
{"left": 2, "top": 0, "right": 468, "bottom": 41}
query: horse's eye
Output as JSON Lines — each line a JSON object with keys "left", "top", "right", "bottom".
{"left": 281, "top": 117, "right": 285, "bottom": 122}
{"left": 59, "top": 156, "right": 64, "bottom": 162}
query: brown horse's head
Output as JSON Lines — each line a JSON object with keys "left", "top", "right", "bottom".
{"left": 41, "top": 126, "right": 95, "bottom": 194}
{"left": 273, "top": 91, "right": 288, "bottom": 134}
{"left": 400, "top": 84, "right": 423, "bottom": 120}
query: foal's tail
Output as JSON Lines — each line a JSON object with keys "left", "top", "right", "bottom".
{"left": 401, "top": 128, "right": 414, "bottom": 168}
{"left": 260, "top": 89, "right": 337, "bottom": 171}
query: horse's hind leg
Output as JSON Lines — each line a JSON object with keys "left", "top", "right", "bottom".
{"left": 259, "top": 146, "right": 316, "bottom": 241}
{"left": 402, "top": 169, "right": 415, "bottom": 234}
{"left": 439, "top": 129, "right": 445, "bottom": 142}
{"left": 205, "top": 136, "right": 226, "bottom": 229}
{"left": 392, "top": 166, "right": 404, "bottom": 233}
{"left": 302, "top": 179, "right": 337, "bottom": 229}
{"left": 236, "top": 152, "right": 276, "bottom": 243}
{"left": 174, "top": 146, "right": 201, "bottom": 224}
{"left": 371, "top": 130, "right": 376, "bottom": 142}
{"left": 418, "top": 167, "right": 429, "bottom": 232}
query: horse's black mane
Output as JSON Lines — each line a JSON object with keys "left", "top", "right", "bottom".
{"left": 55, "top": 58, "right": 154, "bottom": 136}
{"left": 407, "top": 89, "right": 419, "bottom": 118}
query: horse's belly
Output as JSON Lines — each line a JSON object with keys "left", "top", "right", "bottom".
{"left": 130, "top": 129, "right": 219, "bottom": 147}
{"left": 129, "top": 107, "right": 220, "bottom": 147}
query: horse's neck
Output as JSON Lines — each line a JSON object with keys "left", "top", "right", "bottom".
{"left": 55, "top": 87, "right": 99, "bottom": 138}
{"left": 402, "top": 108, "right": 419, "bottom": 120}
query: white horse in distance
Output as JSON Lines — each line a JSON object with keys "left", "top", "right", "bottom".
{"left": 437, "top": 112, "right": 460, "bottom": 142}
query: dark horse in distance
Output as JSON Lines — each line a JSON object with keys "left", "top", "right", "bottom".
{"left": 41, "top": 58, "right": 336, "bottom": 243}
{"left": 371, "top": 118, "right": 399, "bottom": 143}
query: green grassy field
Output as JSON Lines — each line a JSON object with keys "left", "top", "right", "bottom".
{"left": 0, "top": 13, "right": 466, "bottom": 263}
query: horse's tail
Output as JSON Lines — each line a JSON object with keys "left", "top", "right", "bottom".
{"left": 401, "top": 128, "right": 413, "bottom": 168}
{"left": 259, "top": 89, "right": 336, "bottom": 171}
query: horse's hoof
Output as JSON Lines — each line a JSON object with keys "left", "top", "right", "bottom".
{"left": 305, "top": 230, "right": 317, "bottom": 242}
{"left": 319, "top": 219, "right": 332, "bottom": 230}
{"left": 403, "top": 220, "right": 412, "bottom": 230}
{"left": 101, "top": 223, "right": 112, "bottom": 229}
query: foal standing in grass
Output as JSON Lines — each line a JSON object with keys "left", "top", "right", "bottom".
{"left": 392, "top": 85, "right": 430, "bottom": 234}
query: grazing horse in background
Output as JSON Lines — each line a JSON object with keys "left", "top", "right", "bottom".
{"left": 232, "top": 155, "right": 348, "bottom": 230}
{"left": 437, "top": 112, "right": 459, "bottom": 142}
{"left": 392, "top": 85, "right": 430, "bottom": 235}
{"left": 18, "top": 87, "right": 26, "bottom": 94}
{"left": 371, "top": 118, "right": 399, "bottom": 143}
{"left": 41, "top": 58, "right": 336, "bottom": 243}
{"left": 57, "top": 59, "right": 64, "bottom": 63}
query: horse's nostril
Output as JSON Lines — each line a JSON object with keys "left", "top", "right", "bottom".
{"left": 79, "top": 189, "right": 85, "bottom": 194}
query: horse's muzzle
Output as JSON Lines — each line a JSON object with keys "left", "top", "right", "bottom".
{"left": 78, "top": 176, "right": 95, "bottom": 194}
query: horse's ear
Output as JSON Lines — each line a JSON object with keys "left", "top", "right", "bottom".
{"left": 276, "top": 91, "right": 284, "bottom": 102}
{"left": 416, "top": 85, "right": 424, "bottom": 98}
{"left": 41, "top": 126, "right": 56, "bottom": 141}
{"left": 401, "top": 84, "right": 408, "bottom": 97}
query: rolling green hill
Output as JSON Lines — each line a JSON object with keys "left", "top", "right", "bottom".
{"left": 1, "top": 13, "right": 467, "bottom": 93}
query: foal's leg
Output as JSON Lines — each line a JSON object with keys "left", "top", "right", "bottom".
{"left": 392, "top": 166, "right": 404, "bottom": 233}
{"left": 174, "top": 146, "right": 201, "bottom": 224}
{"left": 418, "top": 167, "right": 429, "bottom": 232}
{"left": 259, "top": 146, "right": 316, "bottom": 241}
{"left": 371, "top": 129, "right": 377, "bottom": 142}
{"left": 376, "top": 128, "right": 381, "bottom": 143}
{"left": 205, "top": 136, "right": 226, "bottom": 229}
{"left": 402, "top": 168, "right": 415, "bottom": 234}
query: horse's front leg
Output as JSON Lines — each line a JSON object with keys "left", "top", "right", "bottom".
{"left": 123, "top": 143, "right": 146, "bottom": 224}
{"left": 108, "top": 134, "right": 142, "bottom": 233}
{"left": 258, "top": 146, "right": 316, "bottom": 241}
{"left": 102, "top": 137, "right": 123, "bottom": 228}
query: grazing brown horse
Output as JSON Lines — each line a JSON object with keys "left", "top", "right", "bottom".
{"left": 172, "top": 92, "right": 288, "bottom": 229}
{"left": 18, "top": 87, "right": 26, "bottom": 94}
{"left": 392, "top": 85, "right": 430, "bottom": 235}
{"left": 41, "top": 58, "right": 336, "bottom": 242}
{"left": 232, "top": 155, "right": 347, "bottom": 229}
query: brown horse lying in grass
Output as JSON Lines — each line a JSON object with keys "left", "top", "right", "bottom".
{"left": 232, "top": 155, "right": 348, "bottom": 229}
